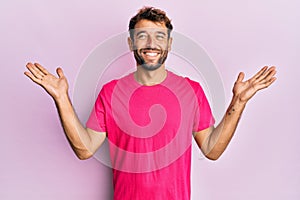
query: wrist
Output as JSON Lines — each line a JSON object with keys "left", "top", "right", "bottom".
{"left": 227, "top": 95, "right": 247, "bottom": 115}
{"left": 232, "top": 94, "right": 248, "bottom": 107}
{"left": 54, "top": 92, "right": 70, "bottom": 105}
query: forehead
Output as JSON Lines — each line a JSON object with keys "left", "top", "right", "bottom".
{"left": 133, "top": 19, "right": 168, "bottom": 33}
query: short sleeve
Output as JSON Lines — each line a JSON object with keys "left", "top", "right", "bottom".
{"left": 86, "top": 89, "right": 107, "bottom": 132}
{"left": 187, "top": 79, "right": 215, "bottom": 133}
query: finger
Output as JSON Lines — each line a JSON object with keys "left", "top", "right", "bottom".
{"left": 267, "top": 77, "right": 277, "bottom": 86}
{"left": 34, "top": 63, "right": 49, "bottom": 75}
{"left": 256, "top": 77, "right": 277, "bottom": 91}
{"left": 236, "top": 72, "right": 245, "bottom": 82}
{"left": 252, "top": 66, "right": 268, "bottom": 80}
{"left": 56, "top": 67, "right": 64, "bottom": 78}
{"left": 263, "top": 68, "right": 277, "bottom": 82}
{"left": 264, "top": 75, "right": 277, "bottom": 86}
{"left": 24, "top": 71, "right": 42, "bottom": 84}
{"left": 26, "top": 62, "right": 46, "bottom": 78}
{"left": 256, "top": 66, "right": 276, "bottom": 82}
{"left": 26, "top": 63, "right": 43, "bottom": 79}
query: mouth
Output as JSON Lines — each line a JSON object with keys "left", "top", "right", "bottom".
{"left": 133, "top": 47, "right": 168, "bottom": 69}
{"left": 140, "top": 49, "right": 161, "bottom": 59}
{"left": 144, "top": 52, "right": 159, "bottom": 57}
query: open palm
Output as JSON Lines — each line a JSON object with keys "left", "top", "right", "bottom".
{"left": 233, "top": 66, "right": 277, "bottom": 103}
{"left": 24, "top": 63, "right": 69, "bottom": 100}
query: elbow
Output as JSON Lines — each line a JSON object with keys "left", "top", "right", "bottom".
{"left": 204, "top": 151, "right": 222, "bottom": 161}
{"left": 202, "top": 145, "right": 226, "bottom": 161}
{"left": 77, "top": 154, "right": 92, "bottom": 160}
{"left": 75, "top": 150, "right": 94, "bottom": 160}
{"left": 205, "top": 154, "right": 220, "bottom": 161}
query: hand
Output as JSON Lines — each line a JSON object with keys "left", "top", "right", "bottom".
{"left": 24, "top": 62, "right": 69, "bottom": 100}
{"left": 233, "top": 66, "right": 277, "bottom": 104}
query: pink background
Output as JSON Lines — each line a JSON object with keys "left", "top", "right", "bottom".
{"left": 1, "top": 0, "right": 299, "bottom": 199}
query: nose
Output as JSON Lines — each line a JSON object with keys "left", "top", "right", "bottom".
{"left": 146, "top": 35, "right": 155, "bottom": 48}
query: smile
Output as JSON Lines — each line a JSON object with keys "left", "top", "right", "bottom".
{"left": 144, "top": 52, "right": 159, "bottom": 57}
{"left": 140, "top": 49, "right": 161, "bottom": 58}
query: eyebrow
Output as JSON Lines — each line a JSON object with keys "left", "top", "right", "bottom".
{"left": 135, "top": 31, "right": 146, "bottom": 36}
{"left": 156, "top": 31, "right": 167, "bottom": 36}
{"left": 135, "top": 30, "right": 167, "bottom": 36}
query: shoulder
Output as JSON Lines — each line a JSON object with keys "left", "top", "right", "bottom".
{"left": 99, "top": 73, "right": 134, "bottom": 95}
{"left": 169, "top": 71, "right": 208, "bottom": 102}
{"left": 185, "top": 77, "right": 201, "bottom": 89}
{"left": 168, "top": 70, "right": 203, "bottom": 90}
{"left": 101, "top": 79, "right": 118, "bottom": 92}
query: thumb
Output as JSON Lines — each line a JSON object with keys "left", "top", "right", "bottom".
{"left": 56, "top": 67, "right": 64, "bottom": 78}
{"left": 236, "top": 72, "right": 245, "bottom": 83}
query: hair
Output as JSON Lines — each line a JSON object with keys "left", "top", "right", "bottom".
{"left": 129, "top": 7, "right": 173, "bottom": 39}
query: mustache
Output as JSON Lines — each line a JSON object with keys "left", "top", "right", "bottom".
{"left": 141, "top": 48, "right": 160, "bottom": 51}
{"left": 139, "top": 48, "right": 163, "bottom": 53}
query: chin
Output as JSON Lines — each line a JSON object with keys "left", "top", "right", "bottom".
{"left": 140, "top": 63, "right": 162, "bottom": 71}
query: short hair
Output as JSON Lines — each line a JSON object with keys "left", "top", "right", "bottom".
{"left": 129, "top": 7, "right": 173, "bottom": 39}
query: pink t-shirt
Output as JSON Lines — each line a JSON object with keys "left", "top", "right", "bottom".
{"left": 86, "top": 70, "right": 215, "bottom": 200}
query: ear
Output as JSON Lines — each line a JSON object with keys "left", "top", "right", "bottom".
{"left": 168, "top": 37, "right": 173, "bottom": 51}
{"left": 128, "top": 37, "right": 133, "bottom": 51}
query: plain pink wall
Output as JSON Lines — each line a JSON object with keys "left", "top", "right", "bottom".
{"left": 1, "top": 0, "right": 299, "bottom": 199}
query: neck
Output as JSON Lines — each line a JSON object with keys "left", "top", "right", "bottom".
{"left": 134, "top": 65, "right": 167, "bottom": 86}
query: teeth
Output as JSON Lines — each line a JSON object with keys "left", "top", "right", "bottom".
{"left": 145, "top": 52, "right": 158, "bottom": 57}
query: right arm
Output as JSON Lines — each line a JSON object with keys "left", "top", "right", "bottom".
{"left": 24, "top": 62, "right": 106, "bottom": 160}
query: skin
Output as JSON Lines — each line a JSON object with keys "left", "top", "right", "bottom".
{"left": 24, "top": 63, "right": 106, "bottom": 159}
{"left": 24, "top": 19, "right": 277, "bottom": 160}
{"left": 130, "top": 20, "right": 171, "bottom": 72}
{"left": 128, "top": 19, "right": 172, "bottom": 86}
{"left": 194, "top": 66, "right": 276, "bottom": 160}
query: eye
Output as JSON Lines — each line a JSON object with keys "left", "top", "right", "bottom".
{"left": 137, "top": 33, "right": 147, "bottom": 40}
{"left": 156, "top": 34, "right": 166, "bottom": 40}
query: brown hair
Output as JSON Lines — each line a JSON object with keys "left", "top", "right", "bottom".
{"left": 129, "top": 7, "right": 173, "bottom": 39}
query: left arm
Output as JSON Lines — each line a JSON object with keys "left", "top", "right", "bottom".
{"left": 194, "top": 66, "right": 277, "bottom": 160}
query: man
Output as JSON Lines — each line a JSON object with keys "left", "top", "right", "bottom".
{"left": 24, "top": 7, "right": 276, "bottom": 200}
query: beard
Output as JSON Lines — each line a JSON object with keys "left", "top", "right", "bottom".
{"left": 133, "top": 48, "right": 169, "bottom": 71}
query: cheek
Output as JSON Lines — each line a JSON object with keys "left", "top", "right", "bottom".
{"left": 134, "top": 41, "right": 147, "bottom": 49}
{"left": 158, "top": 42, "right": 169, "bottom": 50}
{"left": 134, "top": 40, "right": 169, "bottom": 51}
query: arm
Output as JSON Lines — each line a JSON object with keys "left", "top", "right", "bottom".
{"left": 194, "top": 66, "right": 277, "bottom": 160}
{"left": 24, "top": 63, "right": 106, "bottom": 160}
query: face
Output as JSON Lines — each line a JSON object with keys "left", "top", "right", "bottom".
{"left": 129, "top": 19, "right": 172, "bottom": 71}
